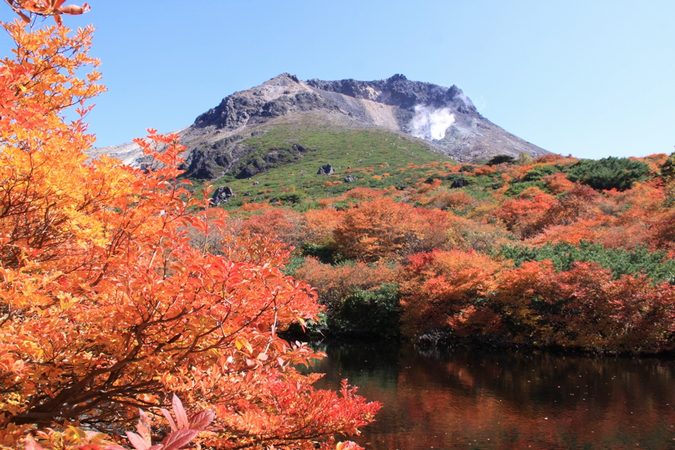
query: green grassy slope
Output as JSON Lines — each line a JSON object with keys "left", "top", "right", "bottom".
{"left": 202, "top": 125, "right": 456, "bottom": 208}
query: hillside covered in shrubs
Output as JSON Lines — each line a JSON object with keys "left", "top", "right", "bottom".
{"left": 210, "top": 152, "right": 675, "bottom": 354}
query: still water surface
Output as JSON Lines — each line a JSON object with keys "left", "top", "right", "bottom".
{"left": 309, "top": 341, "right": 675, "bottom": 450}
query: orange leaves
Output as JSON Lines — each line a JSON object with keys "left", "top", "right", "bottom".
{"left": 0, "top": 21, "right": 378, "bottom": 450}
{"left": 399, "top": 249, "right": 675, "bottom": 352}
{"left": 543, "top": 172, "right": 575, "bottom": 194}
{"left": 297, "top": 207, "right": 344, "bottom": 246}
{"left": 333, "top": 197, "right": 451, "bottom": 262}
{"left": 238, "top": 207, "right": 302, "bottom": 249}
{"left": 473, "top": 166, "right": 496, "bottom": 176}
{"left": 417, "top": 189, "right": 473, "bottom": 210}
{"left": 495, "top": 261, "right": 675, "bottom": 352}
{"left": 205, "top": 371, "right": 379, "bottom": 450}
{"left": 492, "top": 192, "right": 555, "bottom": 238}
{"left": 399, "top": 249, "right": 506, "bottom": 338}
{"left": 1, "top": 21, "right": 103, "bottom": 120}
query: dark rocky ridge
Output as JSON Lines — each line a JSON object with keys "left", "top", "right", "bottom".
{"left": 93, "top": 73, "right": 549, "bottom": 176}
{"left": 306, "top": 74, "right": 475, "bottom": 113}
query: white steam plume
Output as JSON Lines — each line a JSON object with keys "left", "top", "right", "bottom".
{"left": 411, "top": 106, "right": 455, "bottom": 141}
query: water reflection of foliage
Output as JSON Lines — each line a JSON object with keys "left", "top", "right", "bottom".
{"left": 312, "top": 343, "right": 675, "bottom": 450}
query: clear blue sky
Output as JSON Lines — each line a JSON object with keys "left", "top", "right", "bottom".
{"left": 2, "top": 0, "right": 674, "bottom": 159}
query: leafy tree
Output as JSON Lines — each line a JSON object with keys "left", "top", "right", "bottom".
{"left": 238, "top": 207, "right": 302, "bottom": 248}
{"left": 0, "top": 11, "right": 378, "bottom": 450}
{"left": 486, "top": 155, "right": 516, "bottom": 166}
{"left": 333, "top": 284, "right": 401, "bottom": 338}
{"left": 660, "top": 151, "right": 675, "bottom": 180}
{"left": 4, "top": 0, "right": 89, "bottom": 25}
{"left": 543, "top": 172, "right": 575, "bottom": 194}
{"left": 566, "top": 157, "right": 650, "bottom": 191}
{"left": 496, "top": 261, "right": 675, "bottom": 353}
{"left": 505, "top": 181, "right": 548, "bottom": 197}
{"left": 516, "top": 152, "right": 533, "bottom": 165}
{"left": 492, "top": 192, "right": 555, "bottom": 238}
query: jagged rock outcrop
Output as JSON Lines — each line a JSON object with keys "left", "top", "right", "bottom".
{"left": 306, "top": 74, "right": 475, "bottom": 113}
{"left": 211, "top": 186, "right": 235, "bottom": 205}
{"left": 93, "top": 73, "right": 549, "bottom": 175}
{"left": 317, "top": 163, "right": 335, "bottom": 175}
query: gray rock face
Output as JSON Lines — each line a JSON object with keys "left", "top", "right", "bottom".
{"left": 306, "top": 74, "right": 475, "bottom": 113}
{"left": 212, "top": 186, "right": 235, "bottom": 205}
{"left": 194, "top": 74, "right": 334, "bottom": 130}
{"left": 317, "top": 163, "right": 335, "bottom": 175}
{"left": 344, "top": 175, "right": 358, "bottom": 183}
{"left": 94, "top": 73, "right": 549, "bottom": 175}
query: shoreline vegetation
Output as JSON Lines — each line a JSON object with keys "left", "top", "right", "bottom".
{"left": 219, "top": 152, "right": 675, "bottom": 356}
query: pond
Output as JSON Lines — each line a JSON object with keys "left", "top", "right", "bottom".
{"left": 308, "top": 341, "right": 675, "bottom": 450}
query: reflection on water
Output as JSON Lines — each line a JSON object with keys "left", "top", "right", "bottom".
{"left": 308, "top": 341, "right": 675, "bottom": 450}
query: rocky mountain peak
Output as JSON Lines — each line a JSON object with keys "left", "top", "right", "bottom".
{"left": 93, "top": 74, "right": 549, "bottom": 172}
{"left": 305, "top": 74, "right": 476, "bottom": 114}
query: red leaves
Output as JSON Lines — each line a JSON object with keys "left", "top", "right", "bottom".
{"left": 492, "top": 192, "right": 555, "bottom": 239}
{"left": 160, "top": 430, "right": 198, "bottom": 450}
{"left": 125, "top": 431, "right": 150, "bottom": 450}
{"left": 333, "top": 197, "right": 451, "bottom": 262}
{"left": 171, "top": 394, "right": 189, "bottom": 431}
{"left": 400, "top": 250, "right": 675, "bottom": 353}
{"left": 400, "top": 249, "right": 506, "bottom": 338}
{"left": 6, "top": 0, "right": 91, "bottom": 26}
{"left": 188, "top": 410, "right": 216, "bottom": 431}
{"left": 122, "top": 395, "right": 213, "bottom": 450}
{"left": 0, "top": 20, "right": 378, "bottom": 450}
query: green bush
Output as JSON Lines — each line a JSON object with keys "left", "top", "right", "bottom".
{"left": 523, "top": 165, "right": 559, "bottom": 182}
{"left": 329, "top": 284, "right": 401, "bottom": 338}
{"left": 271, "top": 191, "right": 307, "bottom": 204}
{"left": 282, "top": 256, "right": 306, "bottom": 276}
{"left": 505, "top": 181, "right": 548, "bottom": 197}
{"left": 300, "top": 242, "right": 344, "bottom": 265}
{"left": 661, "top": 153, "right": 675, "bottom": 180}
{"left": 498, "top": 241, "right": 675, "bottom": 283}
{"left": 566, "top": 157, "right": 650, "bottom": 191}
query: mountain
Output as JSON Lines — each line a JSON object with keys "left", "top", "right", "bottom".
{"left": 92, "top": 73, "right": 548, "bottom": 178}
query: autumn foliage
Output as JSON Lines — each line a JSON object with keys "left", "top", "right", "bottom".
{"left": 333, "top": 197, "right": 450, "bottom": 262}
{"left": 398, "top": 253, "right": 675, "bottom": 353}
{"left": 399, "top": 250, "right": 505, "bottom": 341}
{"left": 4, "top": 0, "right": 90, "bottom": 26}
{"left": 0, "top": 14, "right": 378, "bottom": 450}
{"left": 227, "top": 146, "right": 675, "bottom": 354}
{"left": 6, "top": 8, "right": 675, "bottom": 450}
{"left": 215, "top": 136, "right": 675, "bottom": 354}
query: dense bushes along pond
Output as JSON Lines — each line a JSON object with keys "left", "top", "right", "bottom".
{"left": 234, "top": 153, "right": 675, "bottom": 354}
{"left": 289, "top": 243, "right": 675, "bottom": 354}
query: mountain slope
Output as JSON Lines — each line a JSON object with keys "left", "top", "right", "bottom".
{"left": 92, "top": 74, "right": 549, "bottom": 176}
